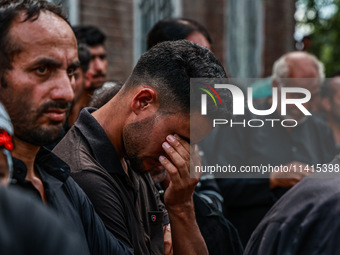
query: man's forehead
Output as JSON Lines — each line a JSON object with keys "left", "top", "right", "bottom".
{"left": 89, "top": 45, "right": 106, "bottom": 55}
{"left": 8, "top": 11, "right": 77, "bottom": 63}
{"left": 10, "top": 11, "right": 74, "bottom": 44}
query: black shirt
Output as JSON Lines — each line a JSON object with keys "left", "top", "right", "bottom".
{"left": 54, "top": 107, "right": 168, "bottom": 255}
{"left": 11, "top": 148, "right": 132, "bottom": 255}
{"left": 0, "top": 186, "right": 82, "bottom": 255}
{"left": 244, "top": 155, "right": 340, "bottom": 255}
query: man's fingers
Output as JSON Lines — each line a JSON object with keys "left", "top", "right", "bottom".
{"left": 162, "top": 140, "right": 190, "bottom": 179}
{"left": 159, "top": 155, "right": 181, "bottom": 184}
{"left": 173, "top": 134, "right": 190, "bottom": 153}
{"left": 166, "top": 135, "right": 190, "bottom": 164}
{"left": 164, "top": 224, "right": 172, "bottom": 255}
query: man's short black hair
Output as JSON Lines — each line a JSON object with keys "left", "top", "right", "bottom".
{"left": 0, "top": 0, "right": 67, "bottom": 85}
{"left": 124, "top": 40, "right": 231, "bottom": 119}
{"left": 72, "top": 25, "right": 106, "bottom": 47}
{"left": 147, "top": 18, "right": 212, "bottom": 50}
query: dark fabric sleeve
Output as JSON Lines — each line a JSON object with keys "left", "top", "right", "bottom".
{"left": 0, "top": 186, "right": 86, "bottom": 255}
{"left": 245, "top": 172, "right": 340, "bottom": 255}
{"left": 66, "top": 177, "right": 133, "bottom": 255}
{"left": 193, "top": 192, "right": 244, "bottom": 255}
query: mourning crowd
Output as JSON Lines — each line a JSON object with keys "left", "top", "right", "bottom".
{"left": 1, "top": 1, "right": 340, "bottom": 255}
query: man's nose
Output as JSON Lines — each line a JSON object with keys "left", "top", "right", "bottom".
{"left": 94, "top": 57, "right": 106, "bottom": 73}
{"left": 50, "top": 72, "right": 75, "bottom": 103}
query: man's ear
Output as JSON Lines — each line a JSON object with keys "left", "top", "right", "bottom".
{"left": 131, "top": 87, "right": 158, "bottom": 115}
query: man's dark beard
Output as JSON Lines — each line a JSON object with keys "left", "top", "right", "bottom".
{"left": 0, "top": 77, "right": 71, "bottom": 146}
{"left": 15, "top": 122, "right": 66, "bottom": 146}
{"left": 122, "top": 115, "right": 156, "bottom": 174}
{"left": 16, "top": 100, "right": 70, "bottom": 146}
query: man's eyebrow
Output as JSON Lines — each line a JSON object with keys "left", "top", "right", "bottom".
{"left": 91, "top": 53, "right": 107, "bottom": 59}
{"left": 68, "top": 60, "right": 80, "bottom": 69}
{"left": 32, "top": 58, "right": 63, "bottom": 68}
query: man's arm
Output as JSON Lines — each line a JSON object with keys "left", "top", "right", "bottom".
{"left": 159, "top": 134, "right": 208, "bottom": 255}
{"left": 67, "top": 177, "right": 133, "bottom": 255}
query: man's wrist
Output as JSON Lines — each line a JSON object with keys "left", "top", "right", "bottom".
{"left": 167, "top": 201, "right": 195, "bottom": 216}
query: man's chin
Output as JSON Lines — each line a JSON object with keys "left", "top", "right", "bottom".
{"left": 17, "top": 125, "right": 65, "bottom": 146}
{"left": 91, "top": 79, "right": 105, "bottom": 89}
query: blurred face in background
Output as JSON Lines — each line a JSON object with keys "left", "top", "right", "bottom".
{"left": 274, "top": 54, "right": 321, "bottom": 122}
{"left": 88, "top": 45, "right": 107, "bottom": 90}
{"left": 277, "top": 78, "right": 320, "bottom": 122}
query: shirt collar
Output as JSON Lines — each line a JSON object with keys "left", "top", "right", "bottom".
{"left": 12, "top": 146, "right": 70, "bottom": 184}
{"left": 75, "top": 107, "right": 125, "bottom": 175}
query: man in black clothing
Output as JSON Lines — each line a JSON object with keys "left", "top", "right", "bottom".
{"left": 1, "top": 102, "right": 83, "bottom": 255}
{"left": 87, "top": 78, "right": 244, "bottom": 255}
{"left": 72, "top": 25, "right": 107, "bottom": 90}
{"left": 0, "top": 1, "right": 131, "bottom": 254}
{"left": 244, "top": 157, "right": 340, "bottom": 255}
{"left": 54, "top": 40, "right": 232, "bottom": 255}
{"left": 0, "top": 185, "right": 85, "bottom": 255}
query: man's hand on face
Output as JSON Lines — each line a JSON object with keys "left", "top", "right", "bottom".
{"left": 159, "top": 134, "right": 201, "bottom": 210}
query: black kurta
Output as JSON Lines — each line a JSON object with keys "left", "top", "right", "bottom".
{"left": 11, "top": 148, "right": 132, "bottom": 255}
{"left": 244, "top": 155, "right": 340, "bottom": 254}
{"left": 54, "top": 108, "right": 168, "bottom": 255}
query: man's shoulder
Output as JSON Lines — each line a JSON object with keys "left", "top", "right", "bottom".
{"left": 54, "top": 125, "right": 92, "bottom": 171}
{"left": 264, "top": 167, "right": 340, "bottom": 220}
{"left": 54, "top": 108, "right": 122, "bottom": 176}
{"left": 0, "top": 186, "right": 86, "bottom": 255}
{"left": 245, "top": 172, "right": 340, "bottom": 254}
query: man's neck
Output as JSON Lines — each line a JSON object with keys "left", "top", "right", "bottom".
{"left": 92, "top": 99, "right": 126, "bottom": 161}
{"left": 12, "top": 137, "right": 47, "bottom": 202}
{"left": 12, "top": 137, "right": 40, "bottom": 176}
